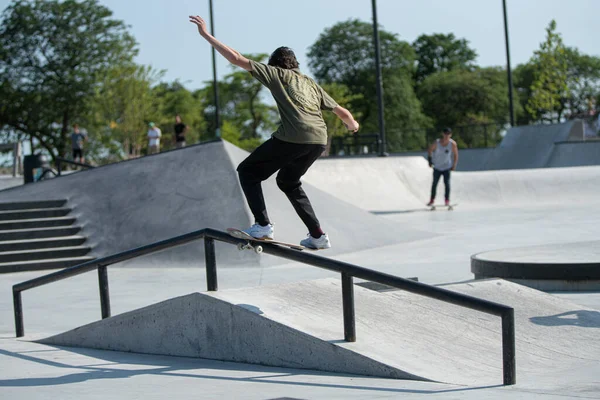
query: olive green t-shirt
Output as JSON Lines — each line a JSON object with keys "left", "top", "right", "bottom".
{"left": 249, "top": 60, "right": 338, "bottom": 145}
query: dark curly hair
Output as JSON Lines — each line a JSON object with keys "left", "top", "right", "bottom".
{"left": 268, "top": 47, "right": 299, "bottom": 69}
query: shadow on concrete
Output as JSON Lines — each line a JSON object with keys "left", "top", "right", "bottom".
{"left": 370, "top": 209, "right": 429, "bottom": 215}
{"left": 0, "top": 346, "right": 504, "bottom": 394}
{"left": 530, "top": 310, "right": 600, "bottom": 328}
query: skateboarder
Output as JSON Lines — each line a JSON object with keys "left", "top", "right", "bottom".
{"left": 427, "top": 128, "right": 458, "bottom": 206}
{"left": 190, "top": 15, "right": 359, "bottom": 249}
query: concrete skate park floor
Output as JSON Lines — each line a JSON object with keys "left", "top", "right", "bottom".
{"left": 1, "top": 165, "right": 600, "bottom": 398}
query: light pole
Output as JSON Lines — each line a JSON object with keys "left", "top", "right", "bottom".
{"left": 209, "top": 0, "right": 221, "bottom": 138}
{"left": 503, "top": 0, "right": 515, "bottom": 126}
{"left": 371, "top": 0, "right": 387, "bottom": 156}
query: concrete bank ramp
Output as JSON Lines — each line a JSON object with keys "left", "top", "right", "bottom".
{"left": 0, "top": 140, "right": 431, "bottom": 268}
{"left": 305, "top": 156, "right": 600, "bottom": 211}
{"left": 38, "top": 278, "right": 600, "bottom": 384}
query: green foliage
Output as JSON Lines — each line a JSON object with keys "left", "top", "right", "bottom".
{"left": 89, "top": 64, "right": 162, "bottom": 161}
{"left": 412, "top": 33, "right": 478, "bottom": 83}
{"left": 151, "top": 81, "right": 206, "bottom": 150}
{"left": 526, "top": 20, "right": 570, "bottom": 123}
{"left": 418, "top": 68, "right": 513, "bottom": 147}
{"left": 0, "top": 0, "right": 137, "bottom": 159}
{"left": 307, "top": 19, "right": 429, "bottom": 151}
{"left": 220, "top": 120, "right": 262, "bottom": 152}
{"left": 562, "top": 47, "right": 600, "bottom": 118}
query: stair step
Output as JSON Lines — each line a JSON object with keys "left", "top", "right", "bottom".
{"left": 0, "top": 246, "right": 92, "bottom": 262}
{"left": 0, "top": 256, "right": 96, "bottom": 273}
{"left": 0, "top": 236, "right": 87, "bottom": 252}
{"left": 0, "top": 207, "right": 72, "bottom": 221}
{"left": 0, "top": 200, "right": 67, "bottom": 211}
{"left": 0, "top": 226, "right": 82, "bottom": 241}
{"left": 0, "top": 216, "right": 76, "bottom": 230}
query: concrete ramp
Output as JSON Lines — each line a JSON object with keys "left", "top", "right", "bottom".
{"left": 38, "top": 284, "right": 425, "bottom": 381}
{"left": 305, "top": 156, "right": 600, "bottom": 211}
{"left": 37, "top": 278, "right": 600, "bottom": 385}
{"left": 0, "top": 140, "right": 432, "bottom": 268}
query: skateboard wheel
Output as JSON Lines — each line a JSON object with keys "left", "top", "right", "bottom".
{"left": 237, "top": 243, "right": 245, "bottom": 251}
{"left": 254, "top": 245, "right": 263, "bottom": 254}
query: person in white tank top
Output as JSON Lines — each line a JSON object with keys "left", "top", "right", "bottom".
{"left": 427, "top": 128, "right": 459, "bottom": 206}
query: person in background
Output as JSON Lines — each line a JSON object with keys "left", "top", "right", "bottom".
{"left": 147, "top": 122, "right": 162, "bottom": 154}
{"left": 174, "top": 115, "right": 188, "bottom": 148}
{"left": 71, "top": 123, "right": 87, "bottom": 164}
{"left": 427, "top": 127, "right": 458, "bottom": 206}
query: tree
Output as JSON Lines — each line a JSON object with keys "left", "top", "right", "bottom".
{"left": 0, "top": 0, "right": 137, "bottom": 159}
{"left": 307, "top": 19, "right": 430, "bottom": 151}
{"left": 90, "top": 64, "right": 162, "bottom": 161}
{"left": 562, "top": 47, "right": 600, "bottom": 118}
{"left": 152, "top": 81, "right": 206, "bottom": 150}
{"left": 412, "top": 33, "right": 478, "bottom": 84}
{"left": 513, "top": 62, "right": 537, "bottom": 125}
{"left": 319, "top": 82, "right": 363, "bottom": 155}
{"left": 418, "top": 68, "right": 513, "bottom": 148}
{"left": 526, "top": 20, "right": 569, "bottom": 123}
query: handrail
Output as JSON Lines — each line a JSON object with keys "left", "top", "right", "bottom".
{"left": 55, "top": 157, "right": 95, "bottom": 176}
{"left": 12, "top": 227, "right": 516, "bottom": 385}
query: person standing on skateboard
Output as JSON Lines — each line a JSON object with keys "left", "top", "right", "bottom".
{"left": 190, "top": 15, "right": 359, "bottom": 249}
{"left": 427, "top": 128, "right": 459, "bottom": 206}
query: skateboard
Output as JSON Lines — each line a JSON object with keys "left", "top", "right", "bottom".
{"left": 227, "top": 228, "right": 305, "bottom": 253}
{"left": 429, "top": 203, "right": 458, "bottom": 211}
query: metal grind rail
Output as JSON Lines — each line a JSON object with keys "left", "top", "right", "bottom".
{"left": 12, "top": 227, "right": 516, "bottom": 385}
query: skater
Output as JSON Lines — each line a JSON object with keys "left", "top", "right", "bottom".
{"left": 190, "top": 15, "right": 359, "bottom": 249}
{"left": 427, "top": 128, "right": 458, "bottom": 206}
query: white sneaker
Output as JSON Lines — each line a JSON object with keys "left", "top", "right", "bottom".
{"left": 243, "top": 223, "right": 274, "bottom": 240}
{"left": 300, "top": 233, "right": 331, "bottom": 249}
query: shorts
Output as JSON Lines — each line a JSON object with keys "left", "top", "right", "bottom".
{"left": 73, "top": 149, "right": 83, "bottom": 159}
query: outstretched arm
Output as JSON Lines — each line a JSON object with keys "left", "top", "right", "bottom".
{"left": 189, "top": 15, "right": 251, "bottom": 71}
{"left": 332, "top": 106, "right": 359, "bottom": 132}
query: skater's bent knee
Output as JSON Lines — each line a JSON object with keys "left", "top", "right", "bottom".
{"left": 276, "top": 177, "right": 300, "bottom": 193}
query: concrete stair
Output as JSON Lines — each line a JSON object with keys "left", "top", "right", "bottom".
{"left": 0, "top": 200, "right": 94, "bottom": 273}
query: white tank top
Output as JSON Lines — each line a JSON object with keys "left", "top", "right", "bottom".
{"left": 432, "top": 139, "right": 454, "bottom": 170}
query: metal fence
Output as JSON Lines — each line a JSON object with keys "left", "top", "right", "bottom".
{"left": 329, "top": 122, "right": 509, "bottom": 156}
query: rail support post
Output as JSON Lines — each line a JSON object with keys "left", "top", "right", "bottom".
{"left": 13, "top": 289, "right": 24, "bottom": 337}
{"left": 502, "top": 308, "right": 516, "bottom": 385}
{"left": 341, "top": 272, "right": 356, "bottom": 342}
{"left": 98, "top": 265, "right": 111, "bottom": 319}
{"left": 205, "top": 238, "right": 218, "bottom": 291}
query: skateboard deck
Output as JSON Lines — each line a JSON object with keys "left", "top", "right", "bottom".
{"left": 429, "top": 203, "right": 458, "bottom": 211}
{"left": 227, "top": 228, "right": 305, "bottom": 253}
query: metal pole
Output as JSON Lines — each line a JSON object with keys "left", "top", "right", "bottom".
{"left": 371, "top": 0, "right": 387, "bottom": 156}
{"left": 341, "top": 272, "right": 356, "bottom": 342}
{"left": 209, "top": 0, "right": 221, "bottom": 138}
{"left": 205, "top": 238, "right": 218, "bottom": 291}
{"left": 13, "top": 289, "right": 24, "bottom": 337}
{"left": 502, "top": 309, "right": 516, "bottom": 385}
{"left": 98, "top": 265, "right": 111, "bottom": 319}
{"left": 503, "top": 0, "right": 516, "bottom": 127}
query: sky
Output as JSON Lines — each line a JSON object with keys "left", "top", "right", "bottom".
{"left": 1, "top": 0, "right": 599, "bottom": 91}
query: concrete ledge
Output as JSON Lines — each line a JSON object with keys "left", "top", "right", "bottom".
{"left": 471, "top": 241, "right": 600, "bottom": 291}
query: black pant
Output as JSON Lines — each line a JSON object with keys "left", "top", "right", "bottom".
{"left": 431, "top": 169, "right": 451, "bottom": 201}
{"left": 237, "top": 137, "right": 325, "bottom": 232}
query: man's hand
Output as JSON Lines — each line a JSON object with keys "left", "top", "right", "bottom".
{"left": 344, "top": 120, "right": 360, "bottom": 133}
{"left": 189, "top": 15, "right": 209, "bottom": 37}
